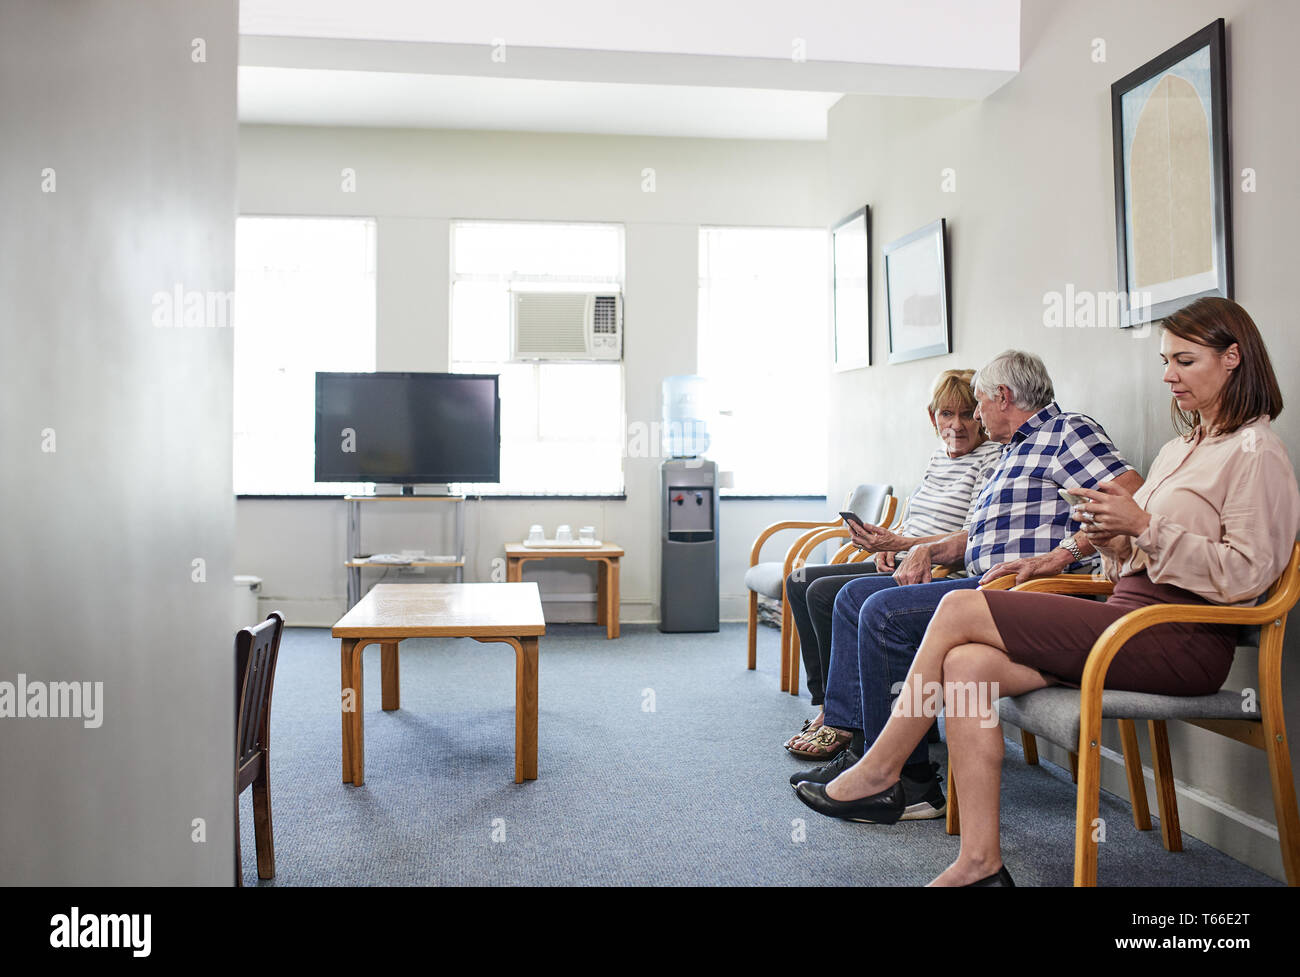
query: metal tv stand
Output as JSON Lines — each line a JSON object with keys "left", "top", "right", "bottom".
{"left": 344, "top": 494, "right": 466, "bottom": 608}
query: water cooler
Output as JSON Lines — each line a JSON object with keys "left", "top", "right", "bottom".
{"left": 659, "top": 376, "right": 720, "bottom": 632}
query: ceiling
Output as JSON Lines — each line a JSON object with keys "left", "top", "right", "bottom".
{"left": 237, "top": 1, "right": 1020, "bottom": 141}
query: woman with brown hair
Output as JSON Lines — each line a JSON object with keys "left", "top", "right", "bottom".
{"left": 793, "top": 297, "right": 1300, "bottom": 885}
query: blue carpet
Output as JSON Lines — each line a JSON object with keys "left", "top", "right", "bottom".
{"left": 238, "top": 623, "right": 1279, "bottom": 886}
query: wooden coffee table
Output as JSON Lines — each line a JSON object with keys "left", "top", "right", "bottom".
{"left": 331, "top": 583, "right": 545, "bottom": 785}
{"left": 504, "top": 543, "right": 624, "bottom": 639}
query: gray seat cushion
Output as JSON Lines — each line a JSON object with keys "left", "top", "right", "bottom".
{"left": 744, "top": 561, "right": 785, "bottom": 599}
{"left": 998, "top": 687, "right": 1259, "bottom": 751}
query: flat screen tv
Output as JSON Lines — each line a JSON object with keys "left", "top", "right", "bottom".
{"left": 315, "top": 372, "right": 500, "bottom": 485}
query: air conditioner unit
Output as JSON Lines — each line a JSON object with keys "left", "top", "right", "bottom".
{"left": 510, "top": 290, "right": 623, "bottom": 362}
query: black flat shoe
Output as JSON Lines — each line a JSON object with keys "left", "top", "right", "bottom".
{"left": 789, "top": 748, "right": 860, "bottom": 787}
{"left": 962, "top": 865, "right": 1015, "bottom": 887}
{"left": 793, "top": 780, "right": 905, "bottom": 824}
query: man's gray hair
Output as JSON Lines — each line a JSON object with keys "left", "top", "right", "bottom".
{"left": 972, "top": 350, "right": 1055, "bottom": 411}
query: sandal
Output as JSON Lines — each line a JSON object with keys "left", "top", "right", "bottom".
{"left": 783, "top": 717, "right": 821, "bottom": 751}
{"left": 786, "top": 725, "right": 852, "bottom": 759}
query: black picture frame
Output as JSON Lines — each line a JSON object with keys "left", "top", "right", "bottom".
{"left": 1111, "top": 18, "right": 1232, "bottom": 327}
{"left": 831, "top": 206, "right": 871, "bottom": 370}
{"left": 883, "top": 218, "right": 951, "bottom": 365}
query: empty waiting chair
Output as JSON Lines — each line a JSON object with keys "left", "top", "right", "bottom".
{"left": 235, "top": 611, "right": 285, "bottom": 886}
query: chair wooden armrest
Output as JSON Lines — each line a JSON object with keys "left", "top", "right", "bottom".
{"left": 787, "top": 526, "right": 852, "bottom": 575}
{"left": 978, "top": 573, "right": 1115, "bottom": 595}
{"left": 979, "top": 574, "right": 1018, "bottom": 591}
{"left": 748, "top": 519, "right": 839, "bottom": 568}
{"left": 877, "top": 495, "right": 900, "bottom": 533}
{"left": 830, "top": 541, "right": 859, "bottom": 564}
{"left": 1013, "top": 575, "right": 1115, "bottom": 596}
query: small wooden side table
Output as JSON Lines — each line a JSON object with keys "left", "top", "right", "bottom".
{"left": 504, "top": 543, "right": 625, "bottom": 639}
{"left": 331, "top": 583, "right": 545, "bottom": 785}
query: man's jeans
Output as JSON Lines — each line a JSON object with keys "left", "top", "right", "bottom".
{"left": 823, "top": 575, "right": 981, "bottom": 766}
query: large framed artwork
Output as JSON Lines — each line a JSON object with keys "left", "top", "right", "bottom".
{"left": 832, "top": 206, "right": 871, "bottom": 370}
{"left": 883, "top": 218, "right": 950, "bottom": 365}
{"left": 1111, "top": 19, "right": 1232, "bottom": 327}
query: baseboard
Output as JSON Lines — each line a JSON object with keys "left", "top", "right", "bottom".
{"left": 1011, "top": 728, "right": 1285, "bottom": 883}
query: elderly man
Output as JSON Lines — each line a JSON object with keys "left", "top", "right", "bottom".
{"left": 790, "top": 350, "right": 1144, "bottom": 819}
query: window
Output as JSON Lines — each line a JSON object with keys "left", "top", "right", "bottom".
{"left": 450, "top": 221, "right": 625, "bottom": 496}
{"left": 233, "top": 217, "right": 376, "bottom": 495}
{"left": 698, "top": 227, "right": 829, "bottom": 496}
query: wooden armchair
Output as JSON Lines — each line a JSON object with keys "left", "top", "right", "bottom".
{"left": 948, "top": 543, "right": 1300, "bottom": 886}
{"left": 745, "top": 483, "right": 895, "bottom": 694}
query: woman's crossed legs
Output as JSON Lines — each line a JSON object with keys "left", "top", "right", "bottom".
{"left": 824, "top": 587, "right": 1051, "bottom": 885}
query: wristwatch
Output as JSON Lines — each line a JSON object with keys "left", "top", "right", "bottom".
{"left": 1058, "top": 536, "right": 1083, "bottom": 562}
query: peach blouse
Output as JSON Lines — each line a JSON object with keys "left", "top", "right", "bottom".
{"left": 1103, "top": 416, "right": 1300, "bottom": 605}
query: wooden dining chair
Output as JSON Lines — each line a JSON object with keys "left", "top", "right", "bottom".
{"left": 235, "top": 611, "right": 285, "bottom": 886}
{"left": 745, "top": 484, "right": 896, "bottom": 693}
{"left": 948, "top": 543, "right": 1300, "bottom": 886}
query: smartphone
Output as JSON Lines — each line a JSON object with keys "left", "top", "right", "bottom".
{"left": 839, "top": 511, "right": 866, "bottom": 529}
{"left": 1058, "top": 488, "right": 1089, "bottom": 508}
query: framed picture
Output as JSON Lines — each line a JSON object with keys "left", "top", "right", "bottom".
{"left": 1111, "top": 19, "right": 1232, "bottom": 327}
{"left": 883, "top": 218, "right": 950, "bottom": 364}
{"left": 831, "top": 206, "right": 871, "bottom": 370}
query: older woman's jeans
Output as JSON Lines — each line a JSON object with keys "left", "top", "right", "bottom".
{"left": 784, "top": 562, "right": 879, "bottom": 705}
{"left": 823, "top": 575, "right": 981, "bottom": 767}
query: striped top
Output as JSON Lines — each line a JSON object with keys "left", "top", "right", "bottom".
{"left": 900, "top": 441, "right": 1004, "bottom": 539}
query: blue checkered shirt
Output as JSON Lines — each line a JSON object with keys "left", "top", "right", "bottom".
{"left": 964, "top": 402, "right": 1133, "bottom": 574}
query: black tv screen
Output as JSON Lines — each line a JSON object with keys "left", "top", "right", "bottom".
{"left": 315, "top": 372, "right": 500, "bottom": 484}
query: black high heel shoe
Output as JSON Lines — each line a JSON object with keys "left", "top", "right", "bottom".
{"left": 793, "top": 780, "right": 905, "bottom": 823}
{"left": 962, "top": 865, "right": 1015, "bottom": 887}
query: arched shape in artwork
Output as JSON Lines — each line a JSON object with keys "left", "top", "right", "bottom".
{"left": 1129, "top": 73, "right": 1214, "bottom": 288}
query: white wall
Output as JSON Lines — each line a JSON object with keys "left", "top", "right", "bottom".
{"left": 827, "top": 0, "right": 1300, "bottom": 879}
{"left": 0, "top": 0, "right": 237, "bottom": 883}
{"left": 236, "top": 125, "right": 833, "bottom": 627}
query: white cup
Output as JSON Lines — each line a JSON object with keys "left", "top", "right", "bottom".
{"left": 580, "top": 525, "right": 596, "bottom": 543}
{"left": 527, "top": 524, "right": 544, "bottom": 543}
{"left": 555, "top": 524, "right": 573, "bottom": 543}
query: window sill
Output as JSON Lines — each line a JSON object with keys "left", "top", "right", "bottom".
{"left": 722, "top": 495, "right": 828, "bottom": 501}
{"left": 235, "top": 493, "right": 820, "bottom": 502}
{"left": 465, "top": 494, "right": 628, "bottom": 501}
{"left": 236, "top": 493, "right": 630, "bottom": 501}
